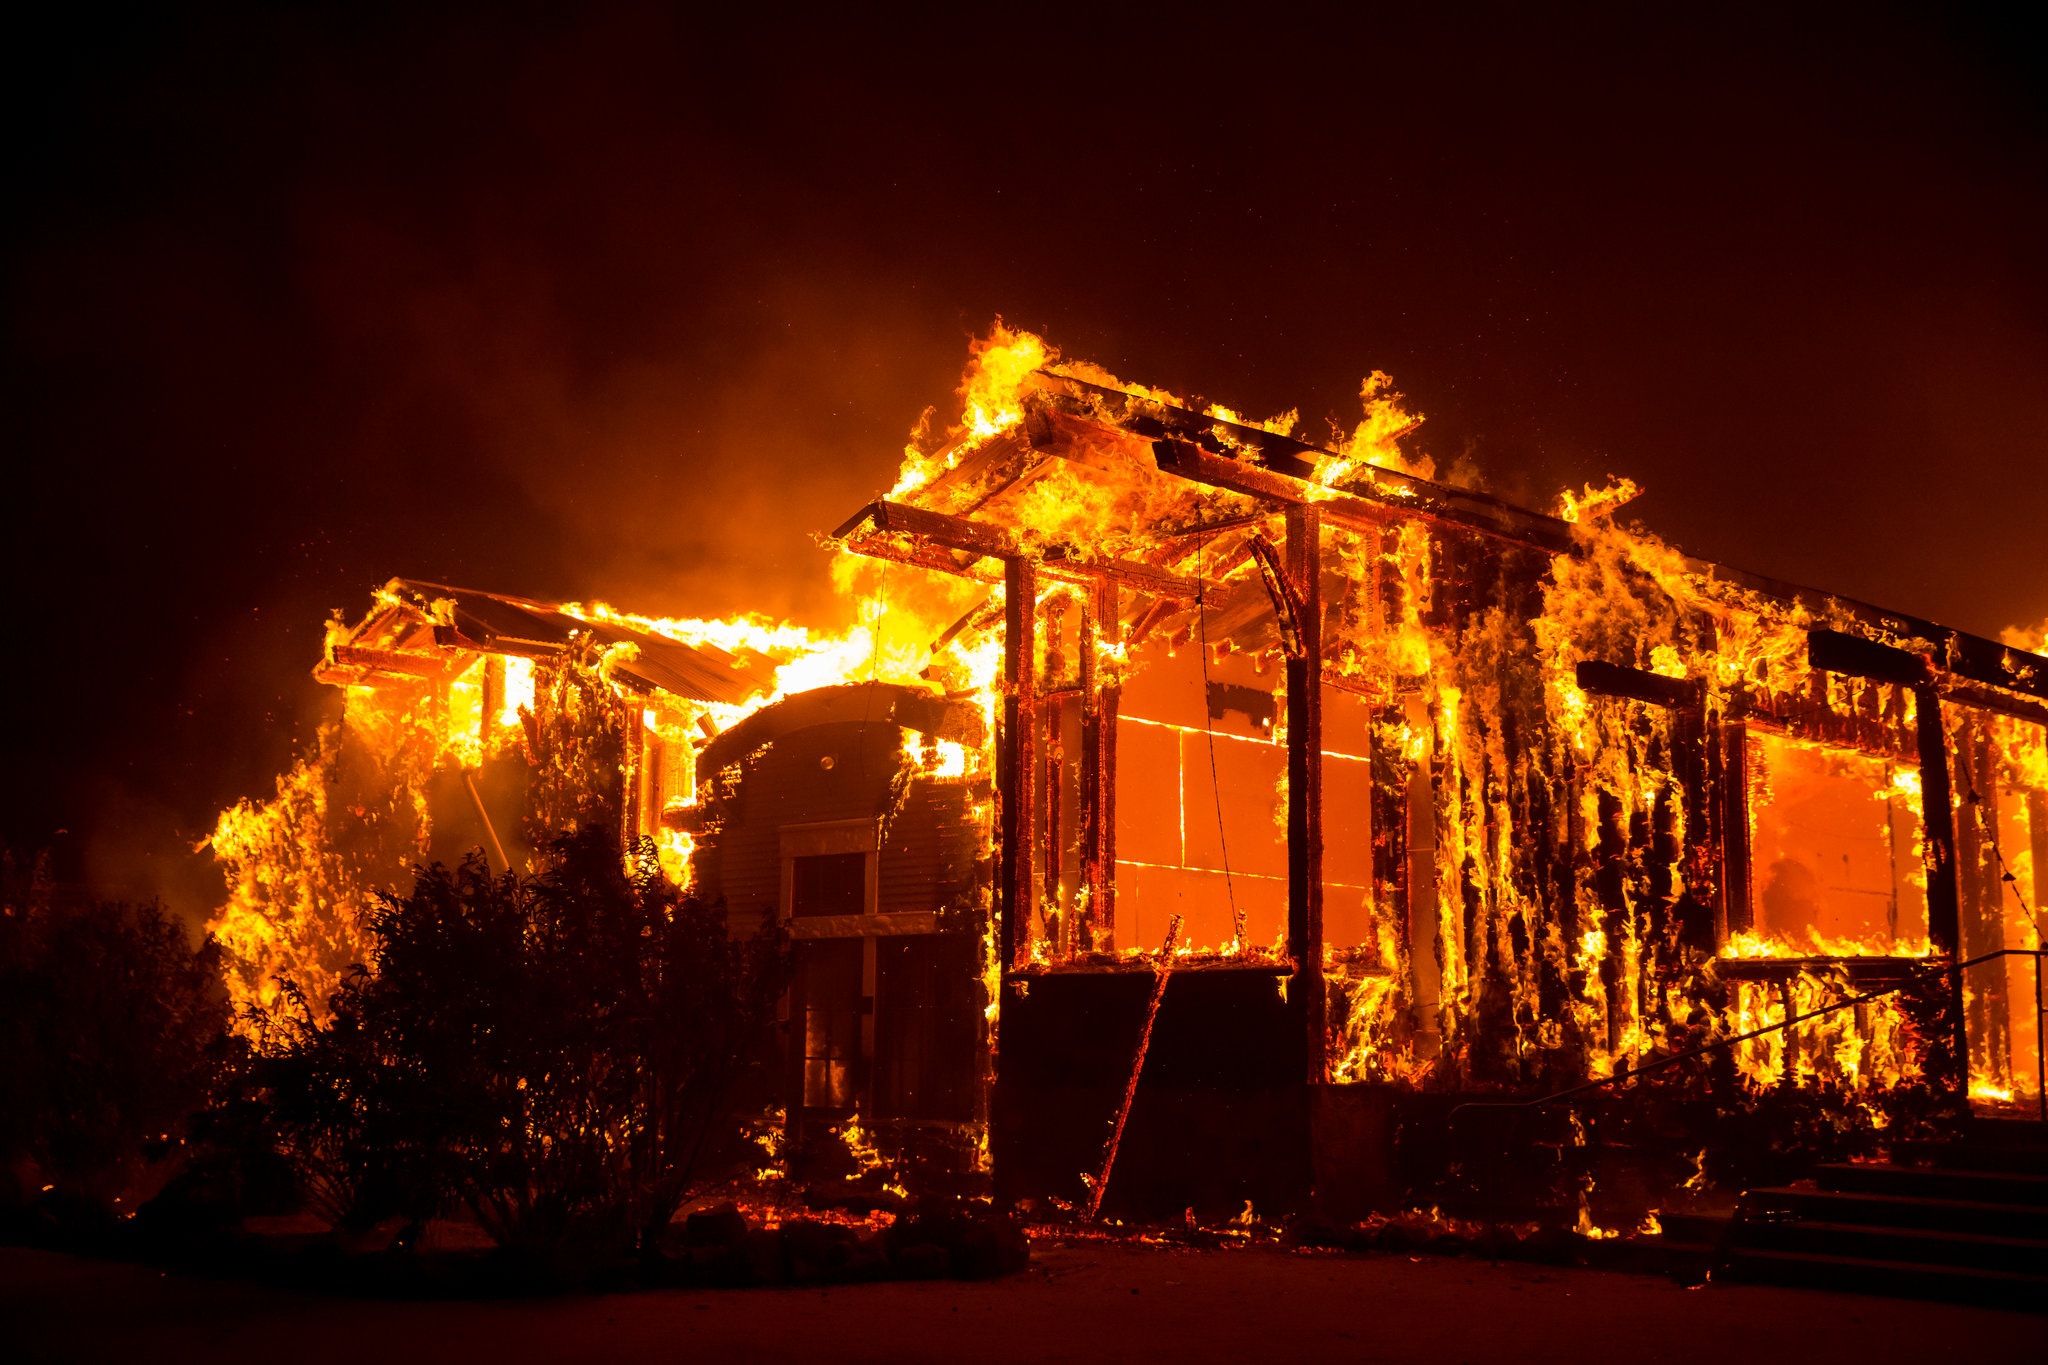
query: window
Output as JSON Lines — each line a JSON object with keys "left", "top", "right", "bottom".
{"left": 791, "top": 851, "right": 867, "bottom": 918}
{"left": 1744, "top": 731, "right": 1926, "bottom": 954}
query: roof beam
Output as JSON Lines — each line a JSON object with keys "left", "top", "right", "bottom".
{"left": 834, "top": 500, "right": 1213, "bottom": 601}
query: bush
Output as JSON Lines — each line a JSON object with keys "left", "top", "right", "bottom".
{"left": 261, "top": 830, "right": 785, "bottom": 1266}
{"left": 0, "top": 854, "right": 234, "bottom": 1220}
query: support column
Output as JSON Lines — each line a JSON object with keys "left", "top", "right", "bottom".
{"left": 1080, "top": 577, "right": 1119, "bottom": 951}
{"left": 1914, "top": 682, "right": 1967, "bottom": 1100}
{"left": 991, "top": 556, "right": 1039, "bottom": 1207}
{"left": 1959, "top": 720, "right": 2012, "bottom": 1087}
{"left": 1918, "top": 684, "right": 1961, "bottom": 953}
{"left": 999, "top": 556, "right": 1039, "bottom": 973}
{"left": 1285, "top": 505, "right": 1326, "bottom": 1084}
{"left": 1715, "top": 721, "right": 1752, "bottom": 941}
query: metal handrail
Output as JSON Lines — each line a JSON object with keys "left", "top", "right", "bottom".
{"left": 1447, "top": 946, "right": 2048, "bottom": 1125}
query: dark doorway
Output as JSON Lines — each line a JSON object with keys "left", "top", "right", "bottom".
{"left": 792, "top": 937, "right": 863, "bottom": 1110}
{"left": 874, "top": 934, "right": 979, "bottom": 1122}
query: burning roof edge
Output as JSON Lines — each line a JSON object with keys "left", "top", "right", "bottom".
{"left": 322, "top": 578, "right": 769, "bottom": 708}
{"left": 836, "top": 369, "right": 2048, "bottom": 713}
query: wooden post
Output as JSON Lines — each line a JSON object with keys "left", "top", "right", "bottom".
{"left": 1080, "top": 578, "right": 1120, "bottom": 951}
{"left": 1716, "top": 721, "right": 1752, "bottom": 940}
{"left": 1917, "top": 685, "right": 1961, "bottom": 953}
{"left": 1043, "top": 691, "right": 1065, "bottom": 956}
{"left": 1404, "top": 709, "right": 1441, "bottom": 1046}
{"left": 1959, "top": 721, "right": 2011, "bottom": 1086}
{"left": 1595, "top": 787, "right": 1630, "bottom": 1056}
{"left": 1285, "top": 504, "right": 1326, "bottom": 1084}
{"left": 1914, "top": 682, "right": 1968, "bottom": 1100}
{"left": 999, "top": 557, "right": 1039, "bottom": 972}
{"left": 1669, "top": 701, "right": 1715, "bottom": 953}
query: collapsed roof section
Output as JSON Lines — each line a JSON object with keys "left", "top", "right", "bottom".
{"left": 317, "top": 578, "right": 771, "bottom": 709}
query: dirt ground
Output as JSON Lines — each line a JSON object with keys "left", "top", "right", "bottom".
{"left": 4, "top": 1238, "right": 2037, "bottom": 1364}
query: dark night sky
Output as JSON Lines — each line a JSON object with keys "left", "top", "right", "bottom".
{"left": 5, "top": 3, "right": 2044, "bottom": 914}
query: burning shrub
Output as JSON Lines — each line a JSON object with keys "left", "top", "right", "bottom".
{"left": 0, "top": 854, "right": 234, "bottom": 1222}
{"left": 208, "top": 710, "right": 436, "bottom": 1024}
{"left": 260, "top": 830, "right": 786, "bottom": 1266}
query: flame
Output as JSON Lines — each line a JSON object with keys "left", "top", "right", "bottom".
{"left": 208, "top": 317, "right": 2046, "bottom": 1145}
{"left": 890, "top": 322, "right": 1051, "bottom": 500}
{"left": 1318, "top": 371, "right": 1428, "bottom": 486}
{"left": 1557, "top": 477, "right": 1643, "bottom": 524}
{"left": 1722, "top": 928, "right": 1933, "bottom": 960}
{"left": 2000, "top": 618, "right": 2048, "bottom": 653}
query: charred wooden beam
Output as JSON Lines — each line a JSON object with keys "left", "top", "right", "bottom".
{"left": 1080, "top": 578, "right": 1119, "bottom": 950}
{"left": 1717, "top": 721, "right": 1752, "bottom": 939}
{"left": 1152, "top": 511, "right": 1269, "bottom": 546}
{"left": 1956, "top": 721, "right": 2013, "bottom": 1086}
{"left": 1915, "top": 682, "right": 1962, "bottom": 956}
{"left": 1945, "top": 632, "right": 2048, "bottom": 704}
{"left": 1593, "top": 787, "right": 1630, "bottom": 1055}
{"left": 837, "top": 500, "right": 1208, "bottom": 601}
{"left": 1938, "top": 680, "right": 2048, "bottom": 727}
{"left": 1809, "top": 625, "right": 2048, "bottom": 711}
{"left": 837, "top": 499, "right": 1020, "bottom": 559}
{"left": 1035, "top": 376, "right": 2048, "bottom": 703}
{"left": 1246, "top": 532, "right": 1307, "bottom": 658}
{"left": 1575, "top": 660, "right": 1704, "bottom": 710}
{"left": 1669, "top": 703, "right": 1716, "bottom": 954}
{"left": 912, "top": 429, "right": 1033, "bottom": 512}
{"left": 1041, "top": 593, "right": 1072, "bottom": 956}
{"left": 1041, "top": 545, "right": 1202, "bottom": 602}
{"left": 1808, "top": 629, "right": 1932, "bottom": 687}
{"left": 1284, "top": 504, "right": 1326, "bottom": 1083}
{"left": 1042, "top": 372, "right": 1572, "bottom": 551}
{"left": 999, "top": 557, "right": 1040, "bottom": 974}
{"left": 326, "top": 644, "right": 462, "bottom": 677}
{"left": 1151, "top": 429, "right": 1574, "bottom": 553}
{"left": 838, "top": 532, "right": 1001, "bottom": 583}
{"left": 1913, "top": 679, "right": 1969, "bottom": 1101}
{"left": 928, "top": 593, "right": 1002, "bottom": 657}
{"left": 1150, "top": 439, "right": 1384, "bottom": 534}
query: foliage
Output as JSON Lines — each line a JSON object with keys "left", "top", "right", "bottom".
{"left": 521, "top": 642, "right": 634, "bottom": 845}
{"left": 0, "top": 853, "right": 235, "bottom": 1212}
{"left": 260, "top": 830, "right": 786, "bottom": 1262}
{"left": 207, "top": 710, "right": 435, "bottom": 1021}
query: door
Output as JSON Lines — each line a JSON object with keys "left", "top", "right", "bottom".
{"left": 791, "top": 937, "right": 863, "bottom": 1112}
{"left": 873, "top": 933, "right": 980, "bottom": 1122}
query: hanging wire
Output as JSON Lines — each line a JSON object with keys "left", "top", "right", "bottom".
{"left": 1194, "top": 533, "right": 1243, "bottom": 947}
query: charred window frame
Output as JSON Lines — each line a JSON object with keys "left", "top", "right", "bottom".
{"left": 1728, "top": 723, "right": 1927, "bottom": 953}
{"left": 1805, "top": 630, "right": 1963, "bottom": 956}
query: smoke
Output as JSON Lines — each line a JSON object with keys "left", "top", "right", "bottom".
{"left": 6, "top": 3, "right": 2046, "bottom": 909}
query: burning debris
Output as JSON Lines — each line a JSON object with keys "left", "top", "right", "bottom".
{"left": 211, "top": 324, "right": 2048, "bottom": 1231}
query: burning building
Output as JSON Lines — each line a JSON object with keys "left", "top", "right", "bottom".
{"left": 211, "top": 327, "right": 2047, "bottom": 1226}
